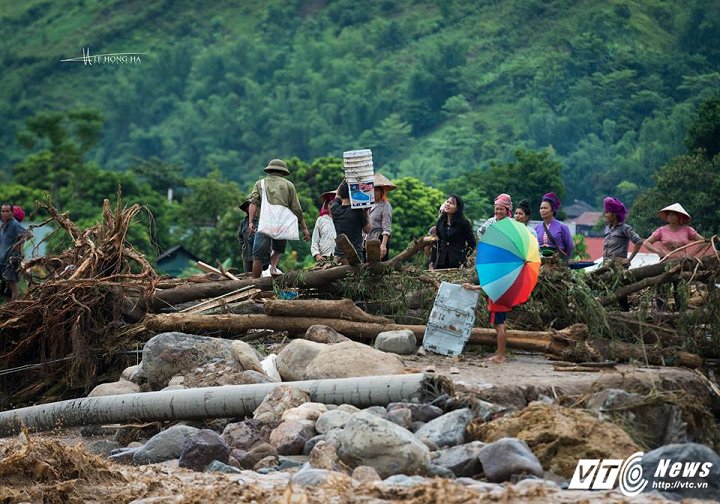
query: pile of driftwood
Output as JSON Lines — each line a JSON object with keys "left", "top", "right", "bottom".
{"left": 0, "top": 198, "right": 157, "bottom": 404}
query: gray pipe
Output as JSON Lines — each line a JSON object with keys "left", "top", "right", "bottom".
{"left": 0, "top": 373, "right": 434, "bottom": 437}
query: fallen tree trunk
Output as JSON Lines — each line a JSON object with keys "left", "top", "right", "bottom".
{"left": 147, "top": 268, "right": 351, "bottom": 310}
{"left": 599, "top": 267, "right": 678, "bottom": 306}
{"left": 141, "top": 313, "right": 552, "bottom": 352}
{"left": 599, "top": 268, "right": 712, "bottom": 306}
{"left": 264, "top": 299, "right": 392, "bottom": 324}
{"left": 593, "top": 256, "right": 718, "bottom": 285}
{"left": 145, "top": 236, "right": 439, "bottom": 311}
{"left": 0, "top": 374, "right": 434, "bottom": 437}
{"left": 546, "top": 324, "right": 702, "bottom": 368}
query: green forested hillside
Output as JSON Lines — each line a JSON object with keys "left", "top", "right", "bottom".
{"left": 2, "top": 0, "right": 719, "bottom": 208}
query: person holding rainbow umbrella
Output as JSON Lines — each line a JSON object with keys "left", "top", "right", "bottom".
{"left": 464, "top": 193, "right": 540, "bottom": 362}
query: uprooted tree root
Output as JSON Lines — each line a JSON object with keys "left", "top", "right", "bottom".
{"left": 0, "top": 197, "right": 157, "bottom": 405}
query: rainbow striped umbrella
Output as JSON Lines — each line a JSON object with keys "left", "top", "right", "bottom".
{"left": 476, "top": 218, "right": 540, "bottom": 309}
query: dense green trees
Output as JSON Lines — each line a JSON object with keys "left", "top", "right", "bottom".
{"left": 630, "top": 152, "right": 720, "bottom": 237}
{"left": 631, "top": 91, "right": 720, "bottom": 237}
{"left": 2, "top": 0, "right": 720, "bottom": 211}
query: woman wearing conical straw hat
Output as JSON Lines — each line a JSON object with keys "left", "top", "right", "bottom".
{"left": 366, "top": 173, "right": 396, "bottom": 260}
{"left": 643, "top": 203, "right": 705, "bottom": 260}
{"left": 643, "top": 203, "right": 705, "bottom": 310}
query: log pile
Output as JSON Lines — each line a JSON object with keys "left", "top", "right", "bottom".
{"left": 2, "top": 193, "right": 718, "bottom": 406}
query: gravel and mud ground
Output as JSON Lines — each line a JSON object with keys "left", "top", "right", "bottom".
{"left": 0, "top": 354, "right": 710, "bottom": 503}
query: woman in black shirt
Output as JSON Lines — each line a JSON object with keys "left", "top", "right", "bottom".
{"left": 430, "top": 194, "right": 476, "bottom": 270}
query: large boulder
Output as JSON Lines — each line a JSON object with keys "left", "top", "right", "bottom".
{"left": 472, "top": 403, "right": 640, "bottom": 478}
{"left": 432, "top": 441, "right": 486, "bottom": 477}
{"left": 374, "top": 330, "right": 417, "bottom": 355}
{"left": 315, "top": 409, "right": 353, "bottom": 434}
{"left": 337, "top": 411, "right": 430, "bottom": 478}
{"left": 282, "top": 402, "right": 329, "bottom": 423}
{"left": 88, "top": 379, "right": 140, "bottom": 397}
{"left": 414, "top": 408, "right": 475, "bottom": 448}
{"left": 133, "top": 425, "right": 199, "bottom": 465}
{"left": 305, "top": 325, "right": 350, "bottom": 344}
{"left": 230, "top": 340, "right": 264, "bottom": 372}
{"left": 222, "top": 419, "right": 272, "bottom": 451}
{"left": 640, "top": 443, "right": 720, "bottom": 500}
{"left": 478, "top": 438, "right": 544, "bottom": 483}
{"left": 269, "top": 420, "right": 316, "bottom": 455}
{"left": 141, "top": 332, "right": 234, "bottom": 389}
{"left": 178, "top": 429, "right": 230, "bottom": 471}
{"left": 303, "top": 341, "right": 406, "bottom": 380}
{"left": 275, "top": 340, "right": 327, "bottom": 381}
{"left": 253, "top": 385, "right": 310, "bottom": 425}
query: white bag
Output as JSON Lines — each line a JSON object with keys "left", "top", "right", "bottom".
{"left": 257, "top": 179, "right": 299, "bottom": 240}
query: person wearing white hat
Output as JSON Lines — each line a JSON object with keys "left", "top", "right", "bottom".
{"left": 643, "top": 203, "right": 704, "bottom": 260}
{"left": 644, "top": 203, "right": 705, "bottom": 310}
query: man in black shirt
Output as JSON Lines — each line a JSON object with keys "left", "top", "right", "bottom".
{"left": 332, "top": 181, "right": 370, "bottom": 263}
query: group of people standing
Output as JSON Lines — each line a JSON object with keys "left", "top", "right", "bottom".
{"left": 239, "top": 159, "right": 707, "bottom": 287}
{"left": 449, "top": 191, "right": 704, "bottom": 364}
{"left": 237, "top": 159, "right": 395, "bottom": 277}
{"left": 430, "top": 191, "right": 576, "bottom": 272}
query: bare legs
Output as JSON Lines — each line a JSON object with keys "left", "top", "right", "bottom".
{"left": 269, "top": 251, "right": 282, "bottom": 275}
{"left": 488, "top": 323, "right": 506, "bottom": 363}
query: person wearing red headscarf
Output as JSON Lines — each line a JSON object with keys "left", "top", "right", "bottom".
{"left": 1, "top": 203, "right": 28, "bottom": 300}
{"left": 477, "top": 193, "right": 512, "bottom": 238}
{"left": 463, "top": 193, "right": 514, "bottom": 363}
{"left": 311, "top": 191, "right": 337, "bottom": 261}
{"left": 12, "top": 206, "right": 25, "bottom": 223}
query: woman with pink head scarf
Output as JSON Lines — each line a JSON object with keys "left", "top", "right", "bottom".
{"left": 534, "top": 192, "right": 574, "bottom": 259}
{"left": 12, "top": 206, "right": 25, "bottom": 222}
{"left": 477, "top": 193, "right": 512, "bottom": 238}
{"left": 465, "top": 193, "right": 514, "bottom": 363}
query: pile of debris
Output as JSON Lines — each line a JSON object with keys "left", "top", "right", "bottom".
{"left": 0, "top": 198, "right": 157, "bottom": 404}
{"left": 1, "top": 197, "right": 719, "bottom": 405}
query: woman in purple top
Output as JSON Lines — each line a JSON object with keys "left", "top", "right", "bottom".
{"left": 534, "top": 192, "right": 574, "bottom": 260}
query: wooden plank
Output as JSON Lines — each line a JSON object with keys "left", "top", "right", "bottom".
{"left": 335, "top": 234, "right": 361, "bottom": 265}
{"left": 179, "top": 286, "right": 259, "bottom": 314}
{"left": 196, "top": 261, "right": 240, "bottom": 281}
{"left": 365, "top": 239, "right": 381, "bottom": 264}
{"left": 182, "top": 289, "right": 260, "bottom": 314}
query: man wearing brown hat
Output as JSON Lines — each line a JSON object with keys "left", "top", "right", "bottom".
{"left": 248, "top": 159, "right": 310, "bottom": 278}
